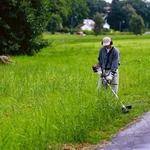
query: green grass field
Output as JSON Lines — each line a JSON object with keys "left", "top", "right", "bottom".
{"left": 0, "top": 34, "right": 150, "bottom": 149}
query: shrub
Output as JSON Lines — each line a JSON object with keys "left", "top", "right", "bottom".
{"left": 0, "top": 0, "right": 50, "bottom": 55}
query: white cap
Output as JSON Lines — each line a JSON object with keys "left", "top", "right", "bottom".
{"left": 102, "top": 37, "right": 111, "bottom": 46}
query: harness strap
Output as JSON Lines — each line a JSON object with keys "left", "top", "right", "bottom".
{"left": 105, "top": 47, "right": 113, "bottom": 69}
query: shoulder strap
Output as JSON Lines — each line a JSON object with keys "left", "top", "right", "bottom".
{"left": 105, "top": 47, "right": 113, "bottom": 69}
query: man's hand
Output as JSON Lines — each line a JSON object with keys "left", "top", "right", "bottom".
{"left": 97, "top": 68, "right": 102, "bottom": 75}
{"left": 106, "top": 72, "right": 114, "bottom": 83}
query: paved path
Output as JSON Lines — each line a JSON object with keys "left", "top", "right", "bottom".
{"left": 94, "top": 111, "right": 150, "bottom": 150}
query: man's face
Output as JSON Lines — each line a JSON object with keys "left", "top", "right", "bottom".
{"left": 104, "top": 45, "right": 111, "bottom": 49}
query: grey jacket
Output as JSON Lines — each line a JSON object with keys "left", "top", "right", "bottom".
{"left": 98, "top": 46, "right": 120, "bottom": 73}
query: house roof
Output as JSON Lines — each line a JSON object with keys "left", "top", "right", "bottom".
{"left": 77, "top": 24, "right": 84, "bottom": 28}
{"left": 104, "top": 7, "right": 111, "bottom": 10}
{"left": 77, "top": 23, "right": 94, "bottom": 29}
{"left": 83, "top": 19, "right": 95, "bottom": 25}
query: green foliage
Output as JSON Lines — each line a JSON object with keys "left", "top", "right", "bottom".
{"left": 49, "top": 0, "right": 72, "bottom": 22}
{"left": 93, "top": 12, "right": 104, "bottom": 35}
{"left": 122, "top": 4, "right": 136, "bottom": 30}
{"left": 47, "top": 14, "right": 62, "bottom": 33}
{"left": 48, "top": 0, "right": 72, "bottom": 33}
{"left": 70, "top": 0, "right": 90, "bottom": 23}
{"left": 108, "top": 0, "right": 150, "bottom": 31}
{"left": 57, "top": 27, "right": 70, "bottom": 33}
{"left": 86, "top": 0, "right": 107, "bottom": 18}
{"left": 108, "top": 0, "right": 124, "bottom": 30}
{"left": 0, "top": 0, "right": 50, "bottom": 55}
{"left": 129, "top": 14, "right": 145, "bottom": 35}
{"left": 103, "top": 31, "right": 133, "bottom": 35}
{"left": 45, "top": 0, "right": 90, "bottom": 33}
{"left": 84, "top": 30, "right": 94, "bottom": 35}
{"left": 28, "top": 35, "right": 51, "bottom": 55}
{"left": 126, "top": 0, "right": 150, "bottom": 28}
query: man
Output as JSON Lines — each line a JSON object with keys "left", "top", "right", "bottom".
{"left": 97, "top": 36, "right": 120, "bottom": 94}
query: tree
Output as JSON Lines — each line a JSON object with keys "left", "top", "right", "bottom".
{"left": 69, "top": 0, "right": 90, "bottom": 27}
{"left": 122, "top": 4, "right": 136, "bottom": 31}
{"left": 86, "top": 0, "right": 107, "bottom": 18}
{"left": 47, "top": 14, "right": 62, "bottom": 33}
{"left": 93, "top": 12, "right": 104, "bottom": 35}
{"left": 106, "top": 0, "right": 150, "bottom": 31}
{"left": 47, "top": 0, "right": 89, "bottom": 32}
{"left": 107, "top": 0, "right": 125, "bottom": 31}
{"left": 0, "top": 0, "right": 50, "bottom": 55}
{"left": 48, "top": 0, "right": 71, "bottom": 31}
{"left": 129, "top": 14, "right": 145, "bottom": 35}
{"left": 126, "top": 0, "right": 149, "bottom": 27}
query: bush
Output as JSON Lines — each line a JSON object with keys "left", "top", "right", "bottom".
{"left": 103, "top": 31, "right": 133, "bottom": 35}
{"left": 0, "top": 0, "right": 50, "bottom": 55}
{"left": 28, "top": 35, "right": 51, "bottom": 56}
{"left": 83, "top": 30, "right": 94, "bottom": 35}
{"left": 57, "top": 27, "right": 70, "bottom": 33}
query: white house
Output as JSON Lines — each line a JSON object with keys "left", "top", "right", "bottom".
{"left": 77, "top": 18, "right": 110, "bottom": 31}
{"left": 77, "top": 24, "right": 94, "bottom": 31}
{"left": 103, "top": 20, "right": 110, "bottom": 29}
{"left": 83, "top": 19, "right": 95, "bottom": 26}
{"left": 77, "top": 19, "right": 95, "bottom": 31}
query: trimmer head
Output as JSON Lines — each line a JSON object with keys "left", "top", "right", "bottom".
{"left": 122, "top": 105, "right": 132, "bottom": 113}
{"left": 126, "top": 105, "right": 132, "bottom": 109}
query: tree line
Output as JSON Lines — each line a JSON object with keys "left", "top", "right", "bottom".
{"left": 47, "top": 0, "right": 150, "bottom": 33}
{"left": 0, "top": 0, "right": 150, "bottom": 55}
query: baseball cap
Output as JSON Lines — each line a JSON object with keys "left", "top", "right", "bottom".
{"left": 102, "top": 37, "right": 111, "bottom": 46}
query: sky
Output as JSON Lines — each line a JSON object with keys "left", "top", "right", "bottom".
{"left": 105, "top": 0, "right": 150, "bottom": 3}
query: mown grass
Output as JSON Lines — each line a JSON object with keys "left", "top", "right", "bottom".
{"left": 0, "top": 34, "right": 150, "bottom": 149}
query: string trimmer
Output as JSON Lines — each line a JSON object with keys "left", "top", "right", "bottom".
{"left": 102, "top": 77, "right": 132, "bottom": 113}
{"left": 92, "top": 64, "right": 132, "bottom": 113}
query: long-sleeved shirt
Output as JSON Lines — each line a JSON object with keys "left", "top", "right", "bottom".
{"left": 98, "top": 46, "right": 120, "bottom": 73}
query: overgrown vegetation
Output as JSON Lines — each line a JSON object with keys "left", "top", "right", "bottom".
{"left": 0, "top": 34, "right": 150, "bottom": 149}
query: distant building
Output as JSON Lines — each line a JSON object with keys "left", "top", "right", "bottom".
{"left": 77, "top": 18, "right": 110, "bottom": 31}
{"left": 103, "top": 6, "right": 111, "bottom": 29}
{"left": 83, "top": 19, "right": 95, "bottom": 26}
{"left": 103, "top": 20, "right": 110, "bottom": 29}
{"left": 104, "top": 7, "right": 111, "bottom": 13}
{"left": 77, "top": 19, "right": 95, "bottom": 31}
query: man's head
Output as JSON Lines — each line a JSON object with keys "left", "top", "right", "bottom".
{"left": 102, "top": 37, "right": 113, "bottom": 48}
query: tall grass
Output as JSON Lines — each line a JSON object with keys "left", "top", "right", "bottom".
{"left": 0, "top": 34, "right": 150, "bottom": 149}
